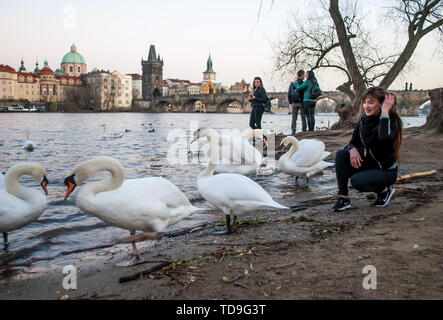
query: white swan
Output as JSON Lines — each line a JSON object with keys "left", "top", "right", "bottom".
{"left": 279, "top": 136, "right": 333, "bottom": 184}
{"left": 190, "top": 127, "right": 270, "bottom": 176}
{"left": 101, "top": 124, "right": 123, "bottom": 139}
{"left": 0, "top": 172, "right": 5, "bottom": 189}
{"left": 192, "top": 127, "right": 288, "bottom": 235}
{"left": 23, "top": 128, "right": 36, "bottom": 151}
{"left": 0, "top": 163, "right": 48, "bottom": 247}
{"left": 63, "top": 156, "right": 201, "bottom": 266}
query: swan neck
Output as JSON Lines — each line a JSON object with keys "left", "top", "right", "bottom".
{"left": 287, "top": 137, "right": 300, "bottom": 158}
{"left": 5, "top": 164, "right": 35, "bottom": 199}
{"left": 198, "top": 133, "right": 218, "bottom": 179}
{"left": 81, "top": 158, "right": 125, "bottom": 195}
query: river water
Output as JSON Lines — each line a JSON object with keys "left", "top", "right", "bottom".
{"left": 0, "top": 112, "right": 426, "bottom": 275}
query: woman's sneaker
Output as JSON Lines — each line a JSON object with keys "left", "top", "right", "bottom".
{"left": 373, "top": 186, "right": 395, "bottom": 207}
{"left": 332, "top": 196, "right": 351, "bottom": 211}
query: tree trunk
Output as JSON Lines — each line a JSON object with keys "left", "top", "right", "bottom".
{"left": 423, "top": 88, "right": 443, "bottom": 134}
{"left": 329, "top": 0, "right": 366, "bottom": 128}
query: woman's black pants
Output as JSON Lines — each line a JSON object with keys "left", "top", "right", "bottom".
{"left": 335, "top": 149, "right": 398, "bottom": 196}
{"left": 302, "top": 101, "right": 316, "bottom": 131}
{"left": 250, "top": 105, "right": 264, "bottom": 129}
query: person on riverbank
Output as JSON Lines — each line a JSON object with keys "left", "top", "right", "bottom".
{"left": 288, "top": 70, "right": 306, "bottom": 134}
{"left": 248, "top": 77, "right": 267, "bottom": 129}
{"left": 295, "top": 70, "right": 322, "bottom": 131}
{"left": 333, "top": 87, "right": 403, "bottom": 211}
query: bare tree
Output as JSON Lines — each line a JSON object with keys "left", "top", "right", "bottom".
{"left": 275, "top": 0, "right": 443, "bottom": 128}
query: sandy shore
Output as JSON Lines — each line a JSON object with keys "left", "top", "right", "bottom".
{"left": 0, "top": 127, "right": 442, "bottom": 300}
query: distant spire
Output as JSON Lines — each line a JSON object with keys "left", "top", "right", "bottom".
{"left": 34, "top": 58, "right": 40, "bottom": 73}
{"left": 148, "top": 45, "right": 157, "bottom": 61}
{"left": 204, "top": 53, "right": 214, "bottom": 73}
{"left": 44, "top": 59, "right": 49, "bottom": 68}
{"left": 19, "top": 57, "right": 26, "bottom": 71}
{"left": 71, "top": 43, "right": 77, "bottom": 52}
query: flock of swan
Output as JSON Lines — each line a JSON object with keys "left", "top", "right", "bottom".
{"left": 0, "top": 125, "right": 332, "bottom": 266}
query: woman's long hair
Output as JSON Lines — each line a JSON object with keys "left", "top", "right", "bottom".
{"left": 252, "top": 76, "right": 263, "bottom": 90}
{"left": 360, "top": 87, "right": 403, "bottom": 161}
{"left": 307, "top": 70, "right": 318, "bottom": 86}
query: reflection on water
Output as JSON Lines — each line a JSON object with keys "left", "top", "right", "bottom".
{"left": 0, "top": 112, "right": 425, "bottom": 275}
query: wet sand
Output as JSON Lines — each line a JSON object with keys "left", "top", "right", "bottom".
{"left": 0, "top": 127, "right": 442, "bottom": 300}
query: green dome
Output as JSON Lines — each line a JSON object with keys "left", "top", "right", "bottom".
{"left": 61, "top": 44, "right": 86, "bottom": 64}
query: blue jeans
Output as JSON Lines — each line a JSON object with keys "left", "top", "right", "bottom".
{"left": 302, "top": 101, "right": 316, "bottom": 131}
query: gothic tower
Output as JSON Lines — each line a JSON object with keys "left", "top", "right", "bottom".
{"left": 142, "top": 44, "right": 163, "bottom": 100}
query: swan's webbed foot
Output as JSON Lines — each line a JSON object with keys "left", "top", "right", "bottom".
{"left": 212, "top": 215, "right": 235, "bottom": 236}
{"left": 3, "top": 232, "right": 8, "bottom": 249}
{"left": 116, "top": 255, "right": 145, "bottom": 267}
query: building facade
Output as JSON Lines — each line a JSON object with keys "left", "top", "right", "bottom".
{"left": 141, "top": 44, "right": 163, "bottom": 100}
{"left": 0, "top": 65, "right": 18, "bottom": 100}
{"left": 0, "top": 60, "right": 82, "bottom": 104}
{"left": 83, "top": 69, "right": 132, "bottom": 110}
{"left": 127, "top": 73, "right": 142, "bottom": 100}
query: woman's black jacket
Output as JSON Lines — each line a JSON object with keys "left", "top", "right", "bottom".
{"left": 346, "top": 114, "right": 400, "bottom": 170}
{"left": 251, "top": 87, "right": 267, "bottom": 109}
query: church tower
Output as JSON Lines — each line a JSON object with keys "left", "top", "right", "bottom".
{"left": 142, "top": 44, "right": 163, "bottom": 100}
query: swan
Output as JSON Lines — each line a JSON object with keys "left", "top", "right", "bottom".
{"left": 63, "top": 156, "right": 202, "bottom": 266}
{"left": 101, "top": 124, "right": 123, "bottom": 139}
{"left": 190, "top": 126, "right": 271, "bottom": 176}
{"left": 279, "top": 136, "right": 333, "bottom": 184}
{"left": 0, "top": 172, "right": 5, "bottom": 189}
{"left": 192, "top": 127, "right": 288, "bottom": 235}
{"left": 23, "top": 128, "right": 36, "bottom": 151}
{"left": 0, "top": 163, "right": 48, "bottom": 248}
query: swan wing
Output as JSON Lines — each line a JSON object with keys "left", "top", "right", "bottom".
{"left": 290, "top": 139, "right": 326, "bottom": 167}
{"left": 198, "top": 173, "right": 286, "bottom": 215}
{"left": 77, "top": 177, "right": 198, "bottom": 232}
{"left": 0, "top": 189, "right": 46, "bottom": 232}
{"left": 218, "top": 135, "right": 261, "bottom": 165}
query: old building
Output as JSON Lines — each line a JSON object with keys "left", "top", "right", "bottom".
{"left": 230, "top": 79, "right": 251, "bottom": 93}
{"left": 61, "top": 44, "right": 87, "bottom": 76}
{"left": 127, "top": 73, "right": 142, "bottom": 100}
{"left": 83, "top": 69, "right": 132, "bottom": 110}
{"left": 188, "top": 83, "right": 202, "bottom": 95}
{"left": 0, "top": 64, "right": 18, "bottom": 100}
{"left": 141, "top": 44, "right": 163, "bottom": 100}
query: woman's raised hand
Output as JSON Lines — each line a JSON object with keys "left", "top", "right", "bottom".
{"left": 381, "top": 93, "right": 395, "bottom": 116}
{"left": 350, "top": 148, "right": 363, "bottom": 169}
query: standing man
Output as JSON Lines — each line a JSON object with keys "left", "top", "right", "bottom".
{"left": 288, "top": 70, "right": 306, "bottom": 134}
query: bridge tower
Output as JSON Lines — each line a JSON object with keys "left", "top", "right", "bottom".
{"left": 142, "top": 44, "right": 163, "bottom": 101}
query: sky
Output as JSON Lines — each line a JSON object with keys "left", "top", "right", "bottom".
{"left": 1, "top": 0, "right": 442, "bottom": 92}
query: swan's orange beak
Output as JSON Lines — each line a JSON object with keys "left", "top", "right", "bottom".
{"left": 63, "top": 174, "right": 77, "bottom": 200}
{"left": 41, "top": 175, "right": 48, "bottom": 195}
{"left": 263, "top": 136, "right": 268, "bottom": 149}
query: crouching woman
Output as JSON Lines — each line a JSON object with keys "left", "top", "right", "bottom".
{"left": 333, "top": 87, "right": 403, "bottom": 211}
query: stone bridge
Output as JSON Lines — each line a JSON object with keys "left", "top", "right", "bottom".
{"left": 148, "top": 90, "right": 430, "bottom": 114}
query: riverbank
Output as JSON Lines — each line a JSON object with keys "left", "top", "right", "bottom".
{"left": 0, "top": 127, "right": 442, "bottom": 300}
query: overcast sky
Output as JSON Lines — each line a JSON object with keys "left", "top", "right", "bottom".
{"left": 1, "top": 0, "right": 442, "bottom": 91}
